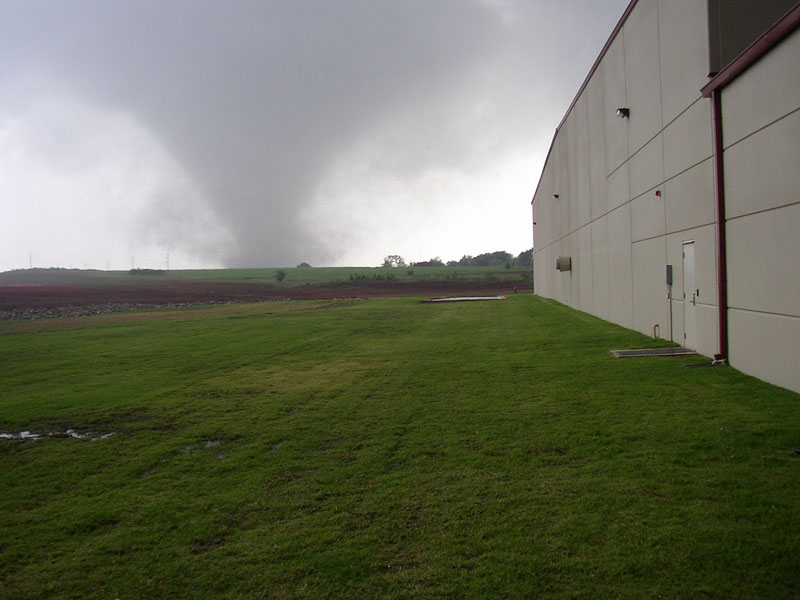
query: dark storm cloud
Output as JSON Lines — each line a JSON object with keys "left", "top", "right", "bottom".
{"left": 0, "top": 0, "right": 629, "bottom": 267}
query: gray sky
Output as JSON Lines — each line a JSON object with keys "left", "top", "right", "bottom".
{"left": 0, "top": 0, "right": 630, "bottom": 270}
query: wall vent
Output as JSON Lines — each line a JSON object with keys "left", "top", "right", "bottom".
{"left": 556, "top": 256, "right": 572, "bottom": 272}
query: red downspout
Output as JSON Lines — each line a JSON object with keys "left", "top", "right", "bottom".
{"left": 700, "top": 4, "right": 800, "bottom": 361}
{"left": 710, "top": 89, "right": 728, "bottom": 362}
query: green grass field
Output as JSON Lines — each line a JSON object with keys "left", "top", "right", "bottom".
{"left": 174, "top": 265, "right": 531, "bottom": 285}
{"left": 1, "top": 295, "right": 799, "bottom": 598}
{"left": 0, "top": 265, "right": 531, "bottom": 286}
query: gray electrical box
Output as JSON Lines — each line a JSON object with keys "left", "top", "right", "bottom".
{"left": 665, "top": 264, "right": 673, "bottom": 285}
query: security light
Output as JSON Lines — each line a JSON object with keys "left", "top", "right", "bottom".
{"left": 553, "top": 194, "right": 560, "bottom": 199}
{"left": 616, "top": 107, "right": 630, "bottom": 118}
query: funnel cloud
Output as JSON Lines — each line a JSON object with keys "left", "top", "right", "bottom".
{"left": 0, "top": 0, "right": 629, "bottom": 270}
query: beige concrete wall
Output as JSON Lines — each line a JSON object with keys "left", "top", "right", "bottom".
{"left": 660, "top": 0, "right": 711, "bottom": 123}
{"left": 665, "top": 224, "right": 719, "bottom": 356}
{"left": 607, "top": 205, "right": 634, "bottom": 328}
{"left": 631, "top": 236, "right": 668, "bottom": 336}
{"left": 719, "top": 26, "right": 800, "bottom": 392}
{"left": 663, "top": 99, "right": 714, "bottom": 179}
{"left": 532, "top": 0, "right": 799, "bottom": 392}
{"left": 590, "top": 216, "right": 611, "bottom": 320}
{"left": 624, "top": 0, "right": 663, "bottom": 153}
{"left": 664, "top": 159, "right": 716, "bottom": 234}
{"left": 728, "top": 309, "right": 800, "bottom": 393}
{"left": 586, "top": 74, "right": 607, "bottom": 221}
{"left": 602, "top": 36, "right": 628, "bottom": 174}
{"left": 533, "top": 0, "right": 715, "bottom": 347}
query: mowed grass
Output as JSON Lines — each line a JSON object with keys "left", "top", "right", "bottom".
{"left": 0, "top": 265, "right": 531, "bottom": 287}
{"left": 1, "top": 295, "right": 799, "bottom": 599}
{"left": 172, "top": 265, "right": 531, "bottom": 285}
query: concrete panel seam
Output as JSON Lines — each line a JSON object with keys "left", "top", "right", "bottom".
{"left": 630, "top": 233, "right": 718, "bottom": 247}
{"left": 656, "top": 1, "right": 667, "bottom": 239}
{"left": 722, "top": 105, "right": 800, "bottom": 150}
{"left": 661, "top": 95, "right": 707, "bottom": 131}
{"left": 664, "top": 221, "right": 718, "bottom": 238}
{"left": 604, "top": 126, "right": 712, "bottom": 186}
{"left": 630, "top": 157, "right": 714, "bottom": 200}
{"left": 725, "top": 199, "right": 800, "bottom": 222}
{"left": 655, "top": 0, "right": 665, "bottom": 130}
{"left": 661, "top": 156, "right": 715, "bottom": 186}
{"left": 534, "top": 197, "right": 639, "bottom": 251}
{"left": 535, "top": 173, "right": 719, "bottom": 251}
{"left": 627, "top": 128, "right": 663, "bottom": 161}
{"left": 627, "top": 142, "right": 634, "bottom": 328}
{"left": 728, "top": 306, "right": 800, "bottom": 320}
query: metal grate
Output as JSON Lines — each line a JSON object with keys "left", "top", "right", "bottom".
{"left": 610, "top": 347, "right": 697, "bottom": 358}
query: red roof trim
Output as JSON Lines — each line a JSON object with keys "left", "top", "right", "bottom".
{"left": 553, "top": 0, "right": 639, "bottom": 133}
{"left": 531, "top": 0, "right": 639, "bottom": 205}
{"left": 701, "top": 3, "right": 800, "bottom": 98}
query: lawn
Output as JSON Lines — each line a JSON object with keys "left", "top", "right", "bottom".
{"left": 1, "top": 295, "right": 798, "bottom": 598}
{"left": 172, "top": 265, "right": 531, "bottom": 285}
{"left": 0, "top": 265, "right": 532, "bottom": 287}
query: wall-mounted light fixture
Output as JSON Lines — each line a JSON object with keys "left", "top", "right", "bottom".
{"left": 616, "top": 107, "right": 630, "bottom": 119}
{"left": 552, "top": 194, "right": 560, "bottom": 199}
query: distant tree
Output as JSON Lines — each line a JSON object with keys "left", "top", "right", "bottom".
{"left": 382, "top": 255, "right": 406, "bottom": 268}
{"left": 422, "top": 250, "right": 532, "bottom": 268}
{"left": 275, "top": 270, "right": 287, "bottom": 283}
{"left": 469, "top": 251, "right": 513, "bottom": 267}
{"left": 296, "top": 262, "right": 312, "bottom": 268}
{"left": 410, "top": 257, "right": 444, "bottom": 267}
{"left": 516, "top": 248, "right": 533, "bottom": 268}
{"left": 129, "top": 268, "right": 165, "bottom": 275}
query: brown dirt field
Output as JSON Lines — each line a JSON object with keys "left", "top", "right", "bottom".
{"left": 1, "top": 281, "right": 531, "bottom": 319}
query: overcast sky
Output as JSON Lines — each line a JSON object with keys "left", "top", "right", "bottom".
{"left": 0, "top": 0, "right": 630, "bottom": 271}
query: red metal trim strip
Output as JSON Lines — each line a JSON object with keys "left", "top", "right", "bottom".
{"left": 710, "top": 90, "right": 728, "bottom": 361}
{"left": 703, "top": 2, "right": 800, "bottom": 360}
{"left": 531, "top": 0, "right": 639, "bottom": 206}
{"left": 530, "top": 138, "right": 555, "bottom": 206}
{"left": 701, "top": 3, "right": 800, "bottom": 98}
{"left": 554, "top": 0, "right": 639, "bottom": 133}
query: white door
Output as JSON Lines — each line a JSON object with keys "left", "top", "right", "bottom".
{"left": 682, "top": 241, "right": 696, "bottom": 349}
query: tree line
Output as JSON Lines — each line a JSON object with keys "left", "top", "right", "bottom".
{"left": 383, "top": 249, "right": 532, "bottom": 269}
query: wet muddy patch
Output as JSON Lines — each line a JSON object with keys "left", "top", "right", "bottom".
{"left": 182, "top": 439, "right": 227, "bottom": 459}
{"left": 0, "top": 429, "right": 116, "bottom": 442}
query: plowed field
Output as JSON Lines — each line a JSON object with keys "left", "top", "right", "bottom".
{"left": 1, "top": 280, "right": 530, "bottom": 319}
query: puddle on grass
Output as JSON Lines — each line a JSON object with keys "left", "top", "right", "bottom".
{"left": 182, "top": 439, "right": 226, "bottom": 459}
{"left": 0, "top": 429, "right": 116, "bottom": 442}
{"left": 424, "top": 295, "right": 507, "bottom": 303}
